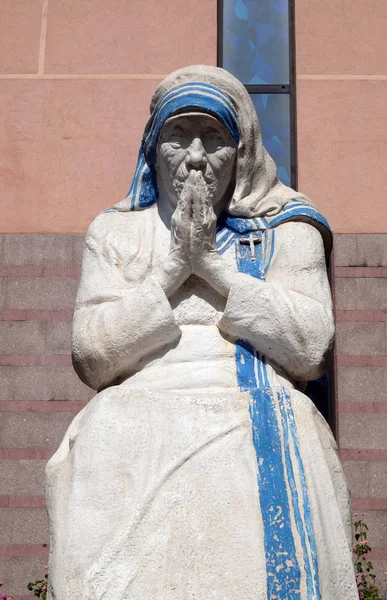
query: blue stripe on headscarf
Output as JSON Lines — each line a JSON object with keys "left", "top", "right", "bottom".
{"left": 125, "top": 82, "right": 239, "bottom": 211}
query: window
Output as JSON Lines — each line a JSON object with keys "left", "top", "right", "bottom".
{"left": 218, "top": 0, "right": 296, "bottom": 188}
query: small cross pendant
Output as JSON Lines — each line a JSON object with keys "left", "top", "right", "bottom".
{"left": 238, "top": 234, "right": 261, "bottom": 261}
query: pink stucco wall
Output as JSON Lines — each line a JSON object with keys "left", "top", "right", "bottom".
{"left": 1, "top": 0, "right": 387, "bottom": 233}
{"left": 0, "top": 0, "right": 217, "bottom": 234}
{"left": 295, "top": 0, "right": 387, "bottom": 233}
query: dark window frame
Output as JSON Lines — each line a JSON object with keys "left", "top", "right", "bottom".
{"left": 217, "top": 0, "right": 297, "bottom": 189}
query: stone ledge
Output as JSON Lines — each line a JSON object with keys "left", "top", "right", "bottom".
{"left": 333, "top": 233, "right": 387, "bottom": 267}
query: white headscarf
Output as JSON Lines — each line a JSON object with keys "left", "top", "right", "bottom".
{"left": 114, "top": 64, "right": 313, "bottom": 217}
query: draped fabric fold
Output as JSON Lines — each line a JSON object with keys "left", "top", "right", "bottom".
{"left": 112, "top": 65, "right": 313, "bottom": 218}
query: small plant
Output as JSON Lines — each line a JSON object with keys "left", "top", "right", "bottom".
{"left": 353, "top": 514, "right": 381, "bottom": 599}
{"left": 0, "top": 581, "right": 14, "bottom": 600}
{"left": 27, "top": 565, "right": 48, "bottom": 600}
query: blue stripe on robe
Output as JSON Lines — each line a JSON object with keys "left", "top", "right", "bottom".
{"left": 217, "top": 215, "right": 321, "bottom": 599}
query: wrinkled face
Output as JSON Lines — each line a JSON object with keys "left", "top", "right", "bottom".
{"left": 156, "top": 112, "right": 237, "bottom": 213}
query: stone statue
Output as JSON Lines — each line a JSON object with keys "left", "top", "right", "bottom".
{"left": 45, "top": 65, "right": 358, "bottom": 599}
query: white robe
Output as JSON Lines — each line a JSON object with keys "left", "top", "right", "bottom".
{"left": 45, "top": 205, "right": 358, "bottom": 599}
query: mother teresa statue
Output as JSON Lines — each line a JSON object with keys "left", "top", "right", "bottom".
{"left": 45, "top": 66, "right": 358, "bottom": 599}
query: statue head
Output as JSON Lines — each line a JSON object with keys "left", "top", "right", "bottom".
{"left": 157, "top": 111, "right": 237, "bottom": 215}
{"left": 112, "top": 65, "right": 311, "bottom": 218}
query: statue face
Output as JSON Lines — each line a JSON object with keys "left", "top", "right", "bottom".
{"left": 157, "top": 112, "right": 237, "bottom": 213}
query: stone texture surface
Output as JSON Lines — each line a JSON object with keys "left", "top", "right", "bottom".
{"left": 0, "top": 558, "right": 48, "bottom": 596}
{"left": 0, "top": 322, "right": 46, "bottom": 354}
{"left": 373, "top": 561, "right": 387, "bottom": 591}
{"left": 44, "top": 0, "right": 216, "bottom": 74}
{"left": 0, "top": 366, "right": 93, "bottom": 401}
{"left": 0, "top": 460, "right": 46, "bottom": 495}
{"left": 333, "top": 234, "right": 358, "bottom": 267}
{"left": 343, "top": 461, "right": 387, "bottom": 498}
{"left": 296, "top": 0, "right": 387, "bottom": 75}
{"left": 335, "top": 278, "right": 387, "bottom": 311}
{"left": 339, "top": 414, "right": 387, "bottom": 450}
{"left": 0, "top": 0, "right": 42, "bottom": 73}
{"left": 3, "top": 277, "right": 79, "bottom": 310}
{"left": 334, "top": 234, "right": 387, "bottom": 267}
{"left": 72, "top": 235, "right": 85, "bottom": 265}
{"left": 356, "top": 235, "right": 387, "bottom": 267}
{"left": 45, "top": 322, "right": 72, "bottom": 355}
{"left": 0, "top": 278, "right": 4, "bottom": 311}
{"left": 337, "top": 367, "right": 387, "bottom": 403}
{"left": 0, "top": 320, "right": 71, "bottom": 355}
{"left": 355, "top": 510, "right": 387, "bottom": 549}
{"left": 335, "top": 322, "right": 386, "bottom": 355}
{"left": 0, "top": 413, "right": 74, "bottom": 448}
{"left": 2, "top": 234, "right": 79, "bottom": 266}
{"left": 297, "top": 81, "right": 387, "bottom": 233}
{"left": 0, "top": 508, "right": 48, "bottom": 544}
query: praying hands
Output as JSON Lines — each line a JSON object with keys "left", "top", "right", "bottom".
{"left": 156, "top": 170, "right": 235, "bottom": 298}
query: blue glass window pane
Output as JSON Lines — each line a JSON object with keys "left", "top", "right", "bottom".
{"left": 250, "top": 93, "right": 291, "bottom": 187}
{"left": 223, "top": 0, "right": 290, "bottom": 85}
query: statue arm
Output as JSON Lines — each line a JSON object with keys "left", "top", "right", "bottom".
{"left": 218, "top": 221, "right": 334, "bottom": 381}
{"left": 72, "top": 216, "right": 181, "bottom": 391}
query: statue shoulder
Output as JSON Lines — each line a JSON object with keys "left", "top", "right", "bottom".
{"left": 271, "top": 220, "right": 325, "bottom": 247}
{"left": 266, "top": 200, "right": 332, "bottom": 257}
{"left": 83, "top": 206, "right": 155, "bottom": 265}
{"left": 87, "top": 206, "right": 153, "bottom": 245}
{"left": 266, "top": 220, "right": 327, "bottom": 273}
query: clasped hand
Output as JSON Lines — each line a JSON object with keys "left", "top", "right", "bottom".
{"left": 171, "top": 169, "right": 218, "bottom": 278}
{"left": 158, "top": 170, "right": 234, "bottom": 298}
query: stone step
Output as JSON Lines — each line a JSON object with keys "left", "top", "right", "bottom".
{"left": 0, "top": 365, "right": 93, "bottom": 401}
{"left": 0, "top": 557, "right": 48, "bottom": 597}
{"left": 0, "top": 412, "right": 75, "bottom": 450}
{"left": 0, "top": 508, "right": 48, "bottom": 546}
{"left": 0, "top": 276, "right": 79, "bottom": 311}
{"left": 0, "top": 460, "right": 47, "bottom": 496}
{"left": 0, "top": 234, "right": 84, "bottom": 267}
{"left": 0, "top": 321, "right": 72, "bottom": 355}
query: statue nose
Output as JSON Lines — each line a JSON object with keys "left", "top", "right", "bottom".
{"left": 186, "top": 137, "right": 207, "bottom": 171}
